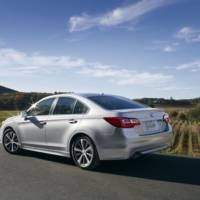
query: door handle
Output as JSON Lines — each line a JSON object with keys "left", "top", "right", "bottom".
{"left": 39, "top": 121, "right": 47, "bottom": 125}
{"left": 68, "top": 119, "right": 78, "bottom": 124}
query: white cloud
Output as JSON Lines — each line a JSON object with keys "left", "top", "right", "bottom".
{"left": 175, "top": 61, "right": 200, "bottom": 72}
{"left": 0, "top": 48, "right": 173, "bottom": 87}
{"left": 78, "top": 65, "right": 173, "bottom": 86}
{"left": 0, "top": 48, "right": 86, "bottom": 76}
{"left": 69, "top": 0, "right": 169, "bottom": 32}
{"left": 148, "top": 40, "right": 178, "bottom": 52}
{"left": 79, "top": 65, "right": 134, "bottom": 79}
{"left": 156, "top": 86, "right": 191, "bottom": 91}
{"left": 162, "top": 45, "right": 175, "bottom": 52}
{"left": 175, "top": 27, "right": 200, "bottom": 43}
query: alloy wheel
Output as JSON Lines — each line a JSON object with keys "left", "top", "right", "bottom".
{"left": 72, "top": 137, "right": 94, "bottom": 168}
{"left": 3, "top": 129, "right": 20, "bottom": 153}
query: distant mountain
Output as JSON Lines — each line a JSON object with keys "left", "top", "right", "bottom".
{"left": 0, "top": 85, "right": 17, "bottom": 94}
{"left": 0, "top": 85, "right": 200, "bottom": 110}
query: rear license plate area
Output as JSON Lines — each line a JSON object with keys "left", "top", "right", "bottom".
{"left": 144, "top": 121, "right": 156, "bottom": 131}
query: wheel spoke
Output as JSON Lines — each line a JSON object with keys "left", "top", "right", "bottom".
{"left": 74, "top": 147, "right": 82, "bottom": 152}
{"left": 86, "top": 152, "right": 92, "bottom": 157}
{"left": 13, "top": 142, "right": 20, "bottom": 146}
{"left": 85, "top": 146, "right": 92, "bottom": 152}
{"left": 5, "top": 134, "right": 12, "bottom": 141}
{"left": 77, "top": 154, "right": 83, "bottom": 164}
{"left": 5, "top": 142, "right": 11, "bottom": 146}
{"left": 80, "top": 139, "right": 85, "bottom": 149}
{"left": 13, "top": 135, "right": 17, "bottom": 140}
{"left": 12, "top": 132, "right": 15, "bottom": 139}
{"left": 11, "top": 143, "right": 14, "bottom": 152}
{"left": 84, "top": 154, "right": 90, "bottom": 164}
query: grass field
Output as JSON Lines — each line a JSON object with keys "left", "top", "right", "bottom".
{"left": 162, "top": 106, "right": 200, "bottom": 157}
{"left": 163, "top": 120, "right": 200, "bottom": 157}
{"left": 0, "top": 111, "right": 20, "bottom": 125}
{"left": 0, "top": 109, "right": 200, "bottom": 158}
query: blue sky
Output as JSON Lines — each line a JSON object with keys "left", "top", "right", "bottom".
{"left": 0, "top": 0, "right": 199, "bottom": 99}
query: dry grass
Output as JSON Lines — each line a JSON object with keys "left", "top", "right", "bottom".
{"left": 0, "top": 111, "right": 19, "bottom": 125}
{"left": 164, "top": 108, "right": 200, "bottom": 157}
{"left": 163, "top": 120, "right": 200, "bottom": 157}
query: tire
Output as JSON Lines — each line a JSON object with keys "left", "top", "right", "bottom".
{"left": 3, "top": 128, "right": 21, "bottom": 154}
{"left": 71, "top": 135, "right": 100, "bottom": 170}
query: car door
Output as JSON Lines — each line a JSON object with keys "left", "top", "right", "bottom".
{"left": 45, "top": 97, "right": 88, "bottom": 153}
{"left": 18, "top": 98, "right": 55, "bottom": 149}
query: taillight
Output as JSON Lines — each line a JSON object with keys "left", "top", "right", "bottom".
{"left": 104, "top": 117, "right": 140, "bottom": 128}
{"left": 163, "top": 114, "right": 170, "bottom": 123}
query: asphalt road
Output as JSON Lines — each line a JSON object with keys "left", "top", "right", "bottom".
{"left": 0, "top": 145, "right": 200, "bottom": 200}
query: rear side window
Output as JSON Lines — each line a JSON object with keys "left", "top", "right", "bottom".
{"left": 53, "top": 97, "right": 76, "bottom": 115}
{"left": 88, "top": 95, "right": 146, "bottom": 110}
{"left": 74, "top": 100, "right": 88, "bottom": 114}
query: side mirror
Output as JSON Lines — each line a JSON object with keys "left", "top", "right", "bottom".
{"left": 21, "top": 111, "right": 28, "bottom": 120}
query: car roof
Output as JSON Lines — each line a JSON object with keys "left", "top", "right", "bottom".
{"left": 78, "top": 93, "right": 108, "bottom": 97}
{"left": 45, "top": 93, "right": 111, "bottom": 99}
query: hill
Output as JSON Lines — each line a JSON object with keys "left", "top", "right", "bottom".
{"left": 0, "top": 92, "right": 51, "bottom": 110}
{"left": 0, "top": 85, "right": 17, "bottom": 94}
{"left": 0, "top": 85, "right": 51, "bottom": 110}
{"left": 135, "top": 97, "right": 200, "bottom": 108}
{"left": 0, "top": 85, "right": 200, "bottom": 110}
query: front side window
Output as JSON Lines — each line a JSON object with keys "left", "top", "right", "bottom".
{"left": 53, "top": 97, "right": 76, "bottom": 115}
{"left": 27, "top": 98, "right": 55, "bottom": 116}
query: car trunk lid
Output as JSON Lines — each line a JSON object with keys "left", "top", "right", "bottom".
{"left": 116, "top": 108, "right": 167, "bottom": 135}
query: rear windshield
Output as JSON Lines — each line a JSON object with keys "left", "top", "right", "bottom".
{"left": 88, "top": 95, "right": 147, "bottom": 110}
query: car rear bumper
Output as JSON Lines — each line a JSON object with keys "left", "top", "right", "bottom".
{"left": 98, "top": 125, "right": 172, "bottom": 160}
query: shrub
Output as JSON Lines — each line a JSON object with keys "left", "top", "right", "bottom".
{"left": 170, "top": 111, "right": 178, "bottom": 118}
{"left": 188, "top": 106, "right": 200, "bottom": 121}
{"left": 178, "top": 113, "right": 187, "bottom": 121}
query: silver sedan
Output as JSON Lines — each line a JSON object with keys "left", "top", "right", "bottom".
{"left": 0, "top": 93, "right": 172, "bottom": 169}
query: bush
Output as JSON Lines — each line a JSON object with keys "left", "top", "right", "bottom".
{"left": 170, "top": 111, "right": 178, "bottom": 118}
{"left": 188, "top": 106, "right": 200, "bottom": 121}
{"left": 178, "top": 113, "right": 187, "bottom": 121}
